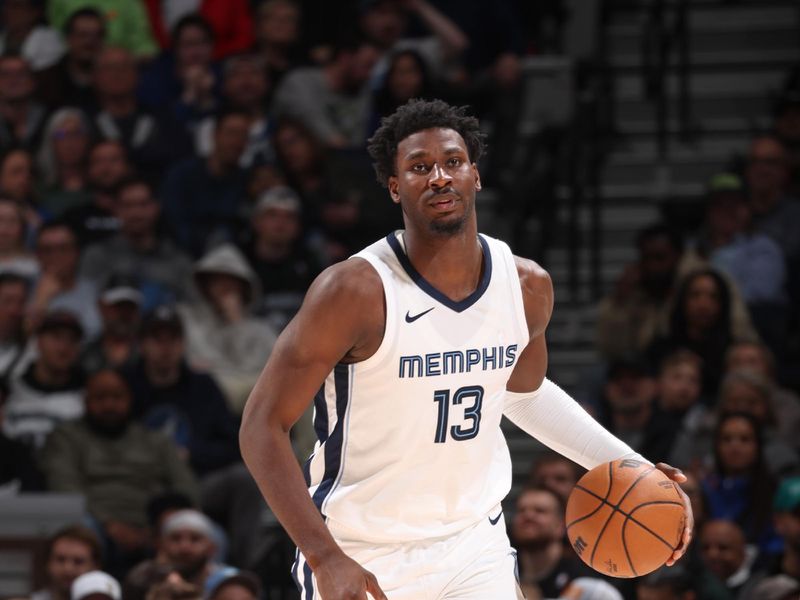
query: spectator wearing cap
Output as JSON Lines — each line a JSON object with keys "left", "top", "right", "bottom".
{"left": 123, "top": 305, "right": 240, "bottom": 477}
{"left": 28, "top": 222, "right": 102, "bottom": 340}
{"left": 178, "top": 243, "right": 278, "bottom": 414}
{"left": 241, "top": 186, "right": 324, "bottom": 332}
{"left": 71, "top": 570, "right": 121, "bottom": 600}
{"left": 160, "top": 110, "right": 250, "bottom": 258}
{"left": 771, "top": 477, "right": 800, "bottom": 581}
{"left": 128, "top": 509, "right": 231, "bottom": 591}
{"left": 2, "top": 309, "right": 85, "bottom": 449}
{"left": 80, "top": 177, "right": 195, "bottom": 308}
{"left": 81, "top": 274, "right": 143, "bottom": 373}
{"left": 41, "top": 369, "right": 199, "bottom": 575}
{"left": 31, "top": 526, "right": 102, "bottom": 600}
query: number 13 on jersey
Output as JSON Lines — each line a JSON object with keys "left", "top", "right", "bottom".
{"left": 433, "top": 385, "right": 484, "bottom": 443}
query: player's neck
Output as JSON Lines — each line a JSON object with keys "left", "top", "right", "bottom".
{"left": 402, "top": 227, "right": 483, "bottom": 302}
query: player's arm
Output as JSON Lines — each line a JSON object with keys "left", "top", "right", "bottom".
{"left": 240, "top": 258, "right": 387, "bottom": 600}
{"left": 504, "top": 257, "right": 693, "bottom": 564}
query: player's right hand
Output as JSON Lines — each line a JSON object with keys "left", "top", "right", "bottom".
{"left": 314, "top": 552, "right": 388, "bottom": 600}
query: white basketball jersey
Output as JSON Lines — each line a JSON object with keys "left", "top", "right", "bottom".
{"left": 303, "top": 231, "right": 529, "bottom": 543}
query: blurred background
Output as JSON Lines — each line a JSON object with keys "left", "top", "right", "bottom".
{"left": 0, "top": 0, "right": 798, "bottom": 599}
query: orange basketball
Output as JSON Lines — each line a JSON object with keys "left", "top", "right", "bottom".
{"left": 565, "top": 458, "right": 686, "bottom": 578}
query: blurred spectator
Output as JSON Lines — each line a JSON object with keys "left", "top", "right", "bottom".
{"left": 81, "top": 274, "right": 143, "bottom": 373}
{"left": 138, "top": 15, "right": 220, "bottom": 125}
{"left": 647, "top": 268, "right": 746, "bottom": 398}
{"left": 358, "top": 0, "right": 468, "bottom": 84}
{"left": 655, "top": 350, "right": 713, "bottom": 470}
{"left": 71, "top": 570, "right": 121, "bottom": 600}
{"left": 31, "top": 526, "right": 102, "bottom": 600}
{"left": 29, "top": 222, "right": 101, "bottom": 340}
{"left": 127, "top": 509, "right": 231, "bottom": 590}
{"left": 742, "top": 575, "right": 800, "bottom": 600}
{"left": 143, "top": 0, "right": 254, "bottom": 60}
{"left": 37, "top": 7, "right": 106, "bottom": 110}
{"left": 511, "top": 486, "right": 595, "bottom": 598}
{"left": 0, "top": 55, "right": 48, "bottom": 151}
{"left": 0, "top": 145, "right": 45, "bottom": 232}
{"left": 701, "top": 412, "right": 782, "bottom": 558}
{"left": 773, "top": 93, "right": 800, "bottom": 196}
{"left": 596, "top": 224, "right": 692, "bottom": 361}
{"left": 48, "top": 0, "right": 157, "bottom": 60}
{"left": 178, "top": 243, "right": 277, "bottom": 413}
{"left": 90, "top": 46, "right": 187, "bottom": 182}
{"left": 272, "top": 38, "right": 380, "bottom": 149}
{"left": 161, "top": 111, "right": 249, "bottom": 258}
{"left": 725, "top": 340, "right": 800, "bottom": 451}
{"left": 559, "top": 578, "right": 623, "bottom": 600}
{"left": 369, "top": 48, "right": 437, "bottom": 135}
{"left": 194, "top": 54, "right": 274, "bottom": 169}
{"left": 0, "top": 197, "right": 38, "bottom": 282}
{"left": 123, "top": 305, "right": 240, "bottom": 477}
{"left": 80, "top": 177, "right": 195, "bottom": 307}
{"left": 35, "top": 108, "right": 92, "bottom": 216}
{"left": 0, "top": 375, "right": 43, "bottom": 491}
{"left": 253, "top": 0, "right": 303, "bottom": 88}
{"left": 0, "top": 272, "right": 30, "bottom": 374}
{"left": 40, "top": 369, "right": 199, "bottom": 573}
{"left": 240, "top": 186, "right": 323, "bottom": 331}
{"left": 597, "top": 358, "right": 675, "bottom": 462}
{"left": 204, "top": 568, "right": 261, "bottom": 600}
{"left": 771, "top": 476, "right": 800, "bottom": 581}
{"left": 717, "top": 371, "right": 799, "bottom": 477}
{"left": 0, "top": 0, "right": 64, "bottom": 71}
{"left": 635, "top": 566, "right": 703, "bottom": 600}
{"left": 699, "top": 519, "right": 761, "bottom": 598}
{"left": 691, "top": 175, "right": 788, "bottom": 308}
{"left": 2, "top": 310, "right": 85, "bottom": 450}
{"left": 526, "top": 450, "right": 583, "bottom": 505}
{"left": 745, "top": 135, "right": 800, "bottom": 267}
{"left": 61, "top": 139, "right": 128, "bottom": 248}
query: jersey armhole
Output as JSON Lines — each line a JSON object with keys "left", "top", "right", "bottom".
{"left": 346, "top": 253, "right": 397, "bottom": 373}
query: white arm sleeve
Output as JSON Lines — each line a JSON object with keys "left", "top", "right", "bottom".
{"left": 503, "top": 378, "right": 650, "bottom": 471}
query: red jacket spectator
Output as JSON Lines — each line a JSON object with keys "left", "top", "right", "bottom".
{"left": 143, "top": 0, "right": 254, "bottom": 60}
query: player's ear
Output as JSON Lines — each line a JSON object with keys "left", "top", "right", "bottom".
{"left": 388, "top": 176, "right": 400, "bottom": 204}
{"left": 472, "top": 163, "right": 482, "bottom": 191}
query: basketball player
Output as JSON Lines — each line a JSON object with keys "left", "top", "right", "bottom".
{"left": 240, "top": 99, "right": 694, "bottom": 599}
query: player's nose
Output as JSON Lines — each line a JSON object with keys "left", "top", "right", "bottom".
{"left": 428, "top": 163, "right": 452, "bottom": 187}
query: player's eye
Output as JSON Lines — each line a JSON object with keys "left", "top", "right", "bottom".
{"left": 412, "top": 163, "right": 429, "bottom": 173}
{"left": 447, "top": 157, "right": 462, "bottom": 167}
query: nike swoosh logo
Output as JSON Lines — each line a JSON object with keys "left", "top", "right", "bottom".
{"left": 405, "top": 307, "right": 435, "bottom": 323}
{"left": 489, "top": 511, "right": 503, "bottom": 526}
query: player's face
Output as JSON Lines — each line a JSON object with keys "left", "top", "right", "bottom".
{"left": 389, "top": 127, "right": 481, "bottom": 236}
{"left": 47, "top": 538, "right": 96, "bottom": 595}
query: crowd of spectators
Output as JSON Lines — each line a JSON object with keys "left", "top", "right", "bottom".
{"left": 0, "top": 0, "right": 798, "bottom": 599}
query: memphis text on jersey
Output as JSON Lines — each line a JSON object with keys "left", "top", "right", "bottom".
{"left": 398, "top": 344, "right": 519, "bottom": 378}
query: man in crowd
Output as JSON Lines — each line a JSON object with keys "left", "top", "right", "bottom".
{"left": 2, "top": 310, "right": 85, "bottom": 449}
{"left": 699, "top": 519, "right": 759, "bottom": 598}
{"left": 40, "top": 369, "right": 199, "bottom": 573}
{"left": 80, "top": 177, "right": 194, "bottom": 307}
{"left": 0, "top": 271, "right": 29, "bottom": 375}
{"left": 31, "top": 526, "right": 102, "bottom": 600}
{"left": 0, "top": 54, "right": 47, "bottom": 151}
{"left": 772, "top": 476, "right": 800, "bottom": 581}
{"left": 526, "top": 450, "right": 583, "bottom": 505}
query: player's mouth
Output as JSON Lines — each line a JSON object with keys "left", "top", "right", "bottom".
{"left": 429, "top": 191, "right": 460, "bottom": 211}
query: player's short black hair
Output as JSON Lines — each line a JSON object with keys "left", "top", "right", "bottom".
{"left": 367, "top": 99, "right": 486, "bottom": 187}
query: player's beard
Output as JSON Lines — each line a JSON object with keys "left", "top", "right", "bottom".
{"left": 430, "top": 212, "right": 468, "bottom": 235}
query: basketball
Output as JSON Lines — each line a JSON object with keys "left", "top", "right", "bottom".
{"left": 565, "top": 458, "right": 686, "bottom": 578}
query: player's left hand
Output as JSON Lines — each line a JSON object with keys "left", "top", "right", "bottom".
{"left": 654, "top": 462, "right": 694, "bottom": 566}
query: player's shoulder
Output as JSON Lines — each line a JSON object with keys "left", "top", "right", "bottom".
{"left": 306, "top": 257, "right": 384, "bottom": 307}
{"left": 513, "top": 255, "right": 553, "bottom": 297}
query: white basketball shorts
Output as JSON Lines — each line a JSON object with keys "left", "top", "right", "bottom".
{"left": 292, "top": 505, "right": 525, "bottom": 599}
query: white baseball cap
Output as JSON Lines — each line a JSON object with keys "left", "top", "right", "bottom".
{"left": 71, "top": 571, "right": 121, "bottom": 600}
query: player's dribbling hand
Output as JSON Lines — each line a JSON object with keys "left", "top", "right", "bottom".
{"left": 654, "top": 462, "right": 694, "bottom": 566}
{"left": 314, "top": 551, "right": 388, "bottom": 600}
